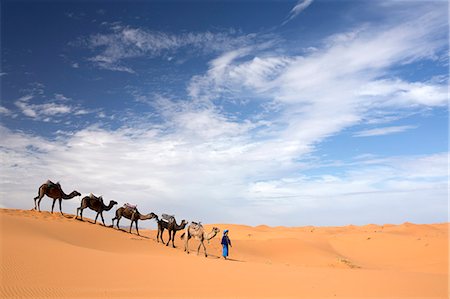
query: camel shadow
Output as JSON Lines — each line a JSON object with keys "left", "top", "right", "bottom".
{"left": 76, "top": 218, "right": 108, "bottom": 226}
{"left": 203, "top": 253, "right": 245, "bottom": 263}
{"left": 130, "top": 234, "right": 150, "bottom": 240}
{"left": 225, "top": 258, "right": 245, "bottom": 263}
{"left": 110, "top": 226, "right": 151, "bottom": 239}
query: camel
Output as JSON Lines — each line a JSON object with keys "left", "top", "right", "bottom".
{"left": 180, "top": 222, "right": 220, "bottom": 257}
{"left": 76, "top": 194, "right": 117, "bottom": 226}
{"left": 156, "top": 217, "right": 188, "bottom": 248}
{"left": 112, "top": 206, "right": 157, "bottom": 236}
{"left": 33, "top": 180, "right": 81, "bottom": 214}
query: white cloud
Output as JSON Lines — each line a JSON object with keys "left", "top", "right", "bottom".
{"left": 0, "top": 106, "right": 12, "bottom": 116}
{"left": 81, "top": 26, "right": 257, "bottom": 73}
{"left": 353, "top": 125, "right": 417, "bottom": 137}
{"left": 0, "top": 123, "right": 446, "bottom": 226}
{"left": 13, "top": 93, "right": 93, "bottom": 121}
{"left": 188, "top": 7, "right": 447, "bottom": 162}
{"left": 283, "top": 0, "right": 314, "bottom": 25}
{"left": 15, "top": 95, "right": 37, "bottom": 117}
{"left": 357, "top": 78, "right": 448, "bottom": 107}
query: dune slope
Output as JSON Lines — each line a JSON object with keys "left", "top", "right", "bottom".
{"left": 0, "top": 209, "right": 447, "bottom": 298}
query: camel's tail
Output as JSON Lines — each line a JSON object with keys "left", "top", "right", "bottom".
{"left": 180, "top": 232, "right": 185, "bottom": 240}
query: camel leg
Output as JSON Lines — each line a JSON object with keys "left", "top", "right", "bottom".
{"left": 37, "top": 197, "right": 44, "bottom": 212}
{"left": 94, "top": 212, "right": 99, "bottom": 224}
{"left": 100, "top": 212, "right": 106, "bottom": 226}
{"left": 116, "top": 217, "right": 120, "bottom": 229}
{"left": 129, "top": 220, "right": 133, "bottom": 234}
{"left": 166, "top": 230, "right": 171, "bottom": 246}
{"left": 34, "top": 188, "right": 44, "bottom": 211}
{"left": 184, "top": 235, "right": 190, "bottom": 253}
{"left": 172, "top": 231, "right": 177, "bottom": 248}
{"left": 135, "top": 220, "right": 140, "bottom": 236}
{"left": 33, "top": 195, "right": 40, "bottom": 210}
{"left": 197, "top": 242, "right": 202, "bottom": 255}
{"left": 160, "top": 228, "right": 165, "bottom": 243}
{"left": 202, "top": 241, "right": 208, "bottom": 257}
{"left": 51, "top": 199, "right": 57, "bottom": 213}
{"left": 58, "top": 198, "right": 63, "bottom": 215}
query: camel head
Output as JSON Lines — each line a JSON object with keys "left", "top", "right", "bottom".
{"left": 149, "top": 212, "right": 158, "bottom": 219}
{"left": 111, "top": 200, "right": 118, "bottom": 206}
{"left": 72, "top": 191, "right": 81, "bottom": 197}
{"left": 212, "top": 227, "right": 220, "bottom": 234}
{"left": 180, "top": 219, "right": 188, "bottom": 227}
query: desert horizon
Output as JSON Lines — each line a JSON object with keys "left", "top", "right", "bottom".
{"left": 0, "top": 208, "right": 448, "bottom": 298}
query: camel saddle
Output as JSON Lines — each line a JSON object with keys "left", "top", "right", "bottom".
{"left": 190, "top": 221, "right": 203, "bottom": 230}
{"left": 45, "top": 180, "right": 60, "bottom": 190}
{"left": 123, "top": 203, "right": 137, "bottom": 211}
{"left": 162, "top": 214, "right": 175, "bottom": 223}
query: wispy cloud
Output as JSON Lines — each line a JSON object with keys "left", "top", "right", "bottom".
{"left": 353, "top": 125, "right": 417, "bottom": 137}
{"left": 13, "top": 93, "right": 93, "bottom": 121}
{"left": 188, "top": 6, "right": 447, "bottom": 162}
{"left": 78, "top": 25, "right": 257, "bottom": 73}
{"left": 282, "top": 0, "right": 314, "bottom": 25}
{"left": 0, "top": 106, "right": 12, "bottom": 116}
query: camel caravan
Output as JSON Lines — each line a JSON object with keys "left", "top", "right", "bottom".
{"left": 32, "top": 180, "right": 220, "bottom": 257}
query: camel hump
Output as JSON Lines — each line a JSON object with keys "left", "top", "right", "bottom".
{"left": 162, "top": 214, "right": 175, "bottom": 223}
{"left": 123, "top": 203, "right": 137, "bottom": 212}
{"left": 191, "top": 221, "right": 202, "bottom": 230}
{"left": 89, "top": 193, "right": 98, "bottom": 200}
{"left": 45, "top": 180, "right": 59, "bottom": 189}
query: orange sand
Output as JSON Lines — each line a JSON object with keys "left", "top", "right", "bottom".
{"left": 0, "top": 208, "right": 448, "bottom": 298}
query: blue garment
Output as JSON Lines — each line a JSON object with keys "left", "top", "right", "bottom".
{"left": 222, "top": 244, "right": 229, "bottom": 257}
{"left": 221, "top": 235, "right": 231, "bottom": 257}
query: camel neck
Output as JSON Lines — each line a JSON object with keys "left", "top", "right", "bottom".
{"left": 140, "top": 214, "right": 154, "bottom": 220}
{"left": 61, "top": 191, "right": 72, "bottom": 199}
{"left": 104, "top": 203, "right": 114, "bottom": 211}
{"left": 175, "top": 223, "right": 186, "bottom": 230}
{"left": 206, "top": 231, "right": 217, "bottom": 241}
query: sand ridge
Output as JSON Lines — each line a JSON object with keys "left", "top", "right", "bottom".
{"left": 0, "top": 208, "right": 448, "bottom": 298}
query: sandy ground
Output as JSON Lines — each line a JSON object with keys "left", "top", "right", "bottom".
{"left": 0, "top": 208, "right": 447, "bottom": 299}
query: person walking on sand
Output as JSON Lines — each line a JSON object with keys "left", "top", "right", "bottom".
{"left": 221, "top": 229, "right": 232, "bottom": 260}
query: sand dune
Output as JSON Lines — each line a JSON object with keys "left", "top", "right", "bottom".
{"left": 0, "top": 209, "right": 447, "bottom": 298}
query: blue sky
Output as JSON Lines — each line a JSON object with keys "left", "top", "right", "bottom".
{"left": 0, "top": 0, "right": 448, "bottom": 226}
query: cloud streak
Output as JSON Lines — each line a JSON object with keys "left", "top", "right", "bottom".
{"left": 80, "top": 25, "right": 257, "bottom": 73}
{"left": 282, "top": 0, "right": 314, "bottom": 25}
{"left": 353, "top": 125, "right": 417, "bottom": 137}
{"left": 13, "top": 93, "right": 93, "bottom": 122}
{"left": 188, "top": 6, "right": 447, "bottom": 163}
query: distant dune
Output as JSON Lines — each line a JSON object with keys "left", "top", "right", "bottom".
{"left": 0, "top": 208, "right": 448, "bottom": 298}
